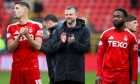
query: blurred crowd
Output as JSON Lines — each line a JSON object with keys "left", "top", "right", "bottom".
{"left": 0, "top": 0, "right": 140, "bottom": 54}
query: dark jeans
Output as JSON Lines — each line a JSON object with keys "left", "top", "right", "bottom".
{"left": 54, "top": 80, "right": 84, "bottom": 84}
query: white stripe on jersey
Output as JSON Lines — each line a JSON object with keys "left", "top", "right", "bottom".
{"left": 7, "top": 22, "right": 19, "bottom": 31}
{"left": 100, "top": 27, "right": 115, "bottom": 38}
{"left": 126, "top": 29, "right": 137, "bottom": 42}
{"left": 29, "top": 20, "right": 43, "bottom": 29}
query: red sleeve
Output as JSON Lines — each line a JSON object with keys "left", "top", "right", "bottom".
{"left": 7, "top": 25, "right": 14, "bottom": 40}
{"left": 129, "top": 36, "right": 138, "bottom": 80}
{"left": 35, "top": 23, "right": 43, "bottom": 38}
{"left": 97, "top": 32, "right": 107, "bottom": 76}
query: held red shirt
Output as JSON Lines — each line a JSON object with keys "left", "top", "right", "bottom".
{"left": 97, "top": 27, "right": 138, "bottom": 80}
{"left": 7, "top": 20, "right": 43, "bottom": 70}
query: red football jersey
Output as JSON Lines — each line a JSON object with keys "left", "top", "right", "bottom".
{"left": 97, "top": 27, "right": 138, "bottom": 80}
{"left": 7, "top": 20, "right": 43, "bottom": 70}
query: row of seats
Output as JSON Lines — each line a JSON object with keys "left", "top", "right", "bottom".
{"left": 43, "top": 0, "right": 140, "bottom": 32}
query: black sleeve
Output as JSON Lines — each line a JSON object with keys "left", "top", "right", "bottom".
{"left": 52, "top": 28, "right": 65, "bottom": 52}
{"left": 71, "top": 28, "right": 90, "bottom": 53}
{"left": 40, "top": 39, "right": 54, "bottom": 55}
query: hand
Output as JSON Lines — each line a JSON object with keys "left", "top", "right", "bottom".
{"left": 19, "top": 27, "right": 26, "bottom": 36}
{"left": 131, "top": 80, "right": 137, "bottom": 84}
{"left": 95, "top": 76, "right": 102, "bottom": 84}
{"left": 60, "top": 32, "right": 66, "bottom": 43}
{"left": 68, "top": 34, "right": 75, "bottom": 44}
{"left": 23, "top": 26, "right": 28, "bottom": 36}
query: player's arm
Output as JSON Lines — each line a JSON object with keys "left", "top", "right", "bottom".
{"left": 96, "top": 32, "right": 107, "bottom": 84}
{"left": 7, "top": 35, "right": 21, "bottom": 52}
{"left": 129, "top": 36, "right": 138, "bottom": 82}
{"left": 24, "top": 31, "right": 42, "bottom": 50}
{"left": 7, "top": 27, "right": 25, "bottom": 52}
{"left": 24, "top": 23, "right": 43, "bottom": 50}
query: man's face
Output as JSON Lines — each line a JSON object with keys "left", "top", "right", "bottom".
{"left": 43, "top": 21, "right": 50, "bottom": 30}
{"left": 43, "top": 21, "right": 51, "bottom": 30}
{"left": 13, "top": 4, "right": 25, "bottom": 19}
{"left": 113, "top": 11, "right": 125, "bottom": 28}
{"left": 65, "top": 9, "right": 77, "bottom": 24}
{"left": 125, "top": 20, "right": 138, "bottom": 32}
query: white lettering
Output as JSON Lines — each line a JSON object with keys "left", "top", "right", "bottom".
{"left": 108, "top": 41, "right": 128, "bottom": 48}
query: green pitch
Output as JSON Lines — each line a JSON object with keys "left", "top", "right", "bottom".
{"left": 0, "top": 72, "right": 139, "bottom": 84}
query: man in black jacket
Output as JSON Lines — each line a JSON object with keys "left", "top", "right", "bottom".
{"left": 38, "top": 14, "right": 58, "bottom": 84}
{"left": 52, "top": 6, "right": 90, "bottom": 84}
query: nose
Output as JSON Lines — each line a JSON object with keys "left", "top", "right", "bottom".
{"left": 113, "top": 17, "right": 119, "bottom": 21}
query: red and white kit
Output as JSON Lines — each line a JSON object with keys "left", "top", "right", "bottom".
{"left": 97, "top": 27, "right": 138, "bottom": 84}
{"left": 7, "top": 20, "right": 43, "bottom": 84}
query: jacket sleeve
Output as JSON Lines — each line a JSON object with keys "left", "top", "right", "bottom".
{"left": 129, "top": 36, "right": 138, "bottom": 81}
{"left": 97, "top": 32, "right": 107, "bottom": 76}
{"left": 71, "top": 28, "right": 90, "bottom": 53}
{"left": 52, "top": 29, "right": 65, "bottom": 52}
{"left": 40, "top": 39, "right": 54, "bottom": 55}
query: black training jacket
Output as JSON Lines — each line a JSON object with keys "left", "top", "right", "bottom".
{"left": 52, "top": 19, "right": 90, "bottom": 83}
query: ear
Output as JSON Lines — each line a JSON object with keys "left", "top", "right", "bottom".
{"left": 125, "top": 22, "right": 129, "bottom": 27}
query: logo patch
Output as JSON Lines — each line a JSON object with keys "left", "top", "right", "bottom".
{"left": 7, "top": 33, "right": 11, "bottom": 38}
{"left": 98, "top": 41, "right": 102, "bottom": 45}
{"left": 108, "top": 36, "right": 114, "bottom": 39}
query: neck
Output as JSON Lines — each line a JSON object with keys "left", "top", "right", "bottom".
{"left": 116, "top": 26, "right": 125, "bottom": 31}
{"left": 19, "top": 15, "right": 29, "bottom": 25}
{"left": 67, "top": 21, "right": 76, "bottom": 28}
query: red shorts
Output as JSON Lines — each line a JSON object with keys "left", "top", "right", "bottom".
{"left": 10, "top": 69, "right": 42, "bottom": 84}
{"left": 102, "top": 70, "right": 130, "bottom": 84}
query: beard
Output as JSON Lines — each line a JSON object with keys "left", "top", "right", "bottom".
{"left": 113, "top": 22, "right": 124, "bottom": 29}
{"left": 14, "top": 16, "right": 20, "bottom": 19}
{"left": 66, "top": 18, "right": 75, "bottom": 25}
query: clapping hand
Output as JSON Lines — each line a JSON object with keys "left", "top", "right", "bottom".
{"left": 68, "top": 34, "right": 75, "bottom": 44}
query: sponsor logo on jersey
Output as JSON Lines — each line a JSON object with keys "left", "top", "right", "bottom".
{"left": 14, "top": 31, "right": 19, "bottom": 35}
{"left": 108, "top": 35, "right": 114, "bottom": 39}
{"left": 108, "top": 41, "right": 128, "bottom": 48}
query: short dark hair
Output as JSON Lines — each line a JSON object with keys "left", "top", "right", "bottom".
{"left": 126, "top": 14, "right": 137, "bottom": 22}
{"left": 15, "top": 2, "right": 30, "bottom": 10}
{"left": 114, "top": 8, "right": 128, "bottom": 17}
{"left": 65, "top": 6, "right": 78, "bottom": 13}
{"left": 44, "top": 14, "right": 58, "bottom": 22}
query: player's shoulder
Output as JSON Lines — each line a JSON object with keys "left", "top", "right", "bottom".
{"left": 125, "top": 29, "right": 137, "bottom": 40}
{"left": 101, "top": 27, "right": 114, "bottom": 36}
{"left": 7, "top": 22, "right": 19, "bottom": 30}
{"left": 29, "top": 20, "right": 42, "bottom": 28}
{"left": 7, "top": 22, "right": 19, "bottom": 27}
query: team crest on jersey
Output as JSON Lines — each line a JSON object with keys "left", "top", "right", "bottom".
{"left": 124, "top": 36, "right": 128, "bottom": 41}
{"left": 28, "top": 27, "right": 33, "bottom": 33}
